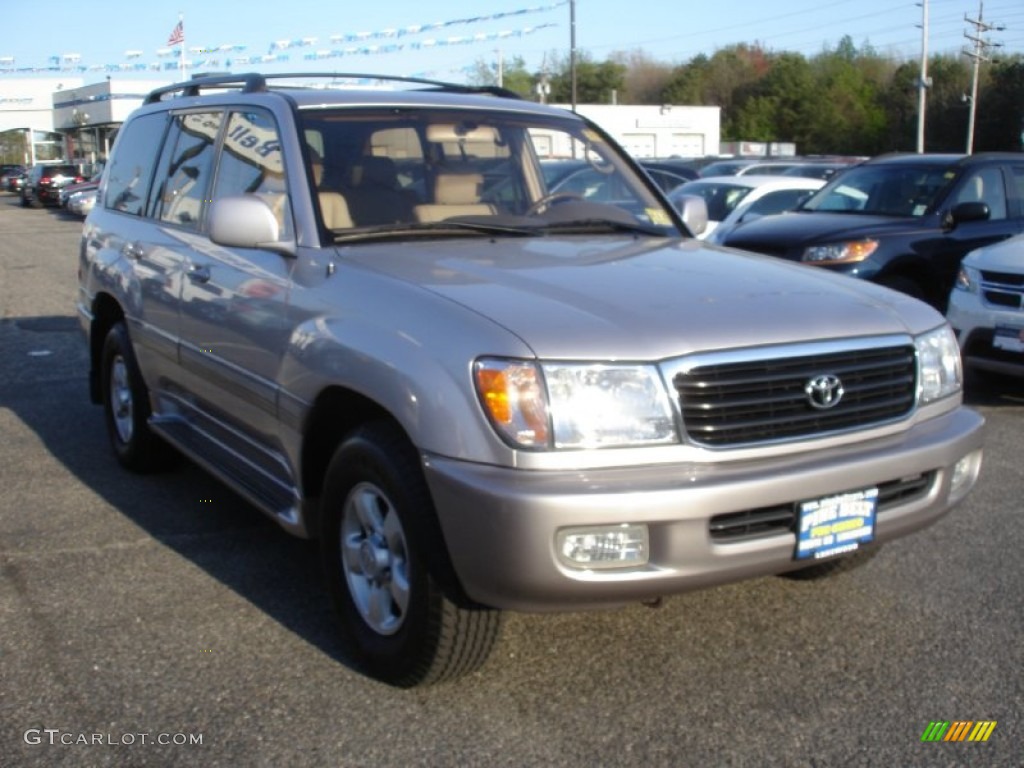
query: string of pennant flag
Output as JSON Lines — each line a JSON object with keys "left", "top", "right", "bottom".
{"left": 0, "top": 2, "right": 566, "bottom": 75}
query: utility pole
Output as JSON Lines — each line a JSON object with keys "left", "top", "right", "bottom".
{"left": 570, "top": 0, "right": 577, "bottom": 113}
{"left": 915, "top": 1, "right": 931, "bottom": 153}
{"left": 962, "top": 1, "right": 1004, "bottom": 154}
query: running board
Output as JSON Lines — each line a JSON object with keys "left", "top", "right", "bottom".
{"left": 153, "top": 418, "right": 302, "bottom": 531}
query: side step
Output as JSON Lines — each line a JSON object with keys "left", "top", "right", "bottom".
{"left": 153, "top": 417, "right": 301, "bottom": 529}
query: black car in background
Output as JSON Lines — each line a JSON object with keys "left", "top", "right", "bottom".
{"left": 720, "top": 153, "right": 1024, "bottom": 311}
{"left": 20, "top": 163, "right": 84, "bottom": 208}
{"left": 1, "top": 164, "right": 26, "bottom": 191}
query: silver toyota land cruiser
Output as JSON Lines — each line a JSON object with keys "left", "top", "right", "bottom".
{"left": 77, "top": 73, "right": 984, "bottom": 687}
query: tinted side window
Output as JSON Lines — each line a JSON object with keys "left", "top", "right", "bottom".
{"left": 103, "top": 113, "right": 168, "bottom": 216}
{"left": 953, "top": 167, "right": 1008, "bottom": 220}
{"left": 213, "top": 109, "right": 291, "bottom": 239}
{"left": 747, "top": 189, "right": 810, "bottom": 217}
{"left": 152, "top": 111, "right": 223, "bottom": 230}
{"left": 1010, "top": 166, "right": 1024, "bottom": 217}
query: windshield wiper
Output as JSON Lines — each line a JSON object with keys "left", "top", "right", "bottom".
{"left": 330, "top": 219, "right": 535, "bottom": 243}
{"left": 538, "top": 218, "right": 668, "bottom": 236}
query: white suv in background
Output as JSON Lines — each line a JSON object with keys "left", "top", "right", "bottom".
{"left": 948, "top": 233, "right": 1024, "bottom": 379}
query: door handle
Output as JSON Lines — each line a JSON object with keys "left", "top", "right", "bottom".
{"left": 187, "top": 264, "right": 211, "bottom": 284}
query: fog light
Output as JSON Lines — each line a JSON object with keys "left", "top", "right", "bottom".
{"left": 556, "top": 524, "right": 649, "bottom": 569}
{"left": 949, "top": 450, "right": 982, "bottom": 503}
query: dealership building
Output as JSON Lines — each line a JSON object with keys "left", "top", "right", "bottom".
{"left": 0, "top": 77, "right": 172, "bottom": 173}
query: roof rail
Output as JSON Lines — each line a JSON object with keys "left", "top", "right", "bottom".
{"left": 143, "top": 71, "right": 523, "bottom": 105}
{"left": 144, "top": 73, "right": 268, "bottom": 104}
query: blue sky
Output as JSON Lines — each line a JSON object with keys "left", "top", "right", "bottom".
{"left": 1, "top": 0, "right": 1022, "bottom": 84}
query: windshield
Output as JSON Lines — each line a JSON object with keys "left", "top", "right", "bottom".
{"left": 298, "top": 108, "right": 680, "bottom": 238}
{"left": 800, "top": 163, "right": 956, "bottom": 217}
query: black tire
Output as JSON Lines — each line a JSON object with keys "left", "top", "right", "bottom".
{"left": 100, "top": 321, "right": 174, "bottom": 473}
{"left": 779, "top": 545, "right": 881, "bottom": 581}
{"left": 320, "top": 421, "right": 501, "bottom": 687}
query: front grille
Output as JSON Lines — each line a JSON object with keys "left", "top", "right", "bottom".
{"left": 709, "top": 472, "right": 936, "bottom": 542}
{"left": 979, "top": 269, "right": 1024, "bottom": 310}
{"left": 674, "top": 344, "right": 916, "bottom": 447}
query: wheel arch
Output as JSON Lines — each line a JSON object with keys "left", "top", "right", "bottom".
{"left": 300, "top": 385, "right": 393, "bottom": 510}
{"left": 300, "top": 390, "right": 479, "bottom": 607}
{"left": 871, "top": 255, "right": 940, "bottom": 307}
{"left": 88, "top": 293, "right": 126, "bottom": 404}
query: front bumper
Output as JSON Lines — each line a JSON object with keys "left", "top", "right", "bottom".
{"left": 948, "top": 290, "right": 1024, "bottom": 378}
{"left": 425, "top": 407, "right": 984, "bottom": 611}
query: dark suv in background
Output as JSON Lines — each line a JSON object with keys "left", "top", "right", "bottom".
{"left": 20, "top": 163, "right": 84, "bottom": 208}
{"left": 719, "top": 153, "right": 1024, "bottom": 311}
{"left": 1, "top": 164, "right": 26, "bottom": 191}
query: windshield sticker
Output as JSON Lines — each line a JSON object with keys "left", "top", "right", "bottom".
{"left": 647, "top": 208, "right": 671, "bottom": 225}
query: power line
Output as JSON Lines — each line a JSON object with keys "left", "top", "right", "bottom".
{"left": 962, "top": 1, "right": 1005, "bottom": 153}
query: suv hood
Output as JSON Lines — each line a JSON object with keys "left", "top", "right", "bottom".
{"left": 341, "top": 236, "right": 943, "bottom": 359}
{"left": 723, "top": 211, "right": 936, "bottom": 253}
{"left": 963, "top": 234, "right": 1024, "bottom": 272}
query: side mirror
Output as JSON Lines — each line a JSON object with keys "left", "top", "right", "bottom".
{"left": 944, "top": 201, "right": 990, "bottom": 229}
{"left": 673, "top": 194, "right": 708, "bottom": 237}
{"left": 208, "top": 196, "right": 296, "bottom": 255}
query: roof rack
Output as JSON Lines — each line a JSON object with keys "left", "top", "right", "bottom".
{"left": 143, "top": 72, "right": 523, "bottom": 105}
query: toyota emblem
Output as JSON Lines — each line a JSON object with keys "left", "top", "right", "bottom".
{"left": 805, "top": 374, "right": 844, "bottom": 410}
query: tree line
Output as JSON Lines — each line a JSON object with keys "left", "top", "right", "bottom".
{"left": 472, "top": 36, "right": 1024, "bottom": 156}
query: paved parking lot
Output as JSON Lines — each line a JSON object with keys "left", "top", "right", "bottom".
{"left": 1, "top": 195, "right": 1021, "bottom": 767}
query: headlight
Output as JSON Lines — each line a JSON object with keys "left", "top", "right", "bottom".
{"left": 802, "top": 239, "right": 878, "bottom": 264}
{"left": 474, "top": 358, "right": 677, "bottom": 450}
{"left": 953, "top": 265, "right": 978, "bottom": 292}
{"left": 915, "top": 325, "right": 962, "bottom": 404}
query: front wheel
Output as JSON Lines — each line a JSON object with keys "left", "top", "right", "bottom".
{"left": 320, "top": 422, "right": 501, "bottom": 687}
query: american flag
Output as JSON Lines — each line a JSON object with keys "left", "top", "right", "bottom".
{"left": 167, "top": 20, "right": 184, "bottom": 46}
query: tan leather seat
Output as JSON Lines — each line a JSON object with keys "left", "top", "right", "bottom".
{"left": 319, "top": 191, "right": 353, "bottom": 229}
{"left": 311, "top": 151, "right": 353, "bottom": 229}
{"left": 414, "top": 173, "right": 495, "bottom": 223}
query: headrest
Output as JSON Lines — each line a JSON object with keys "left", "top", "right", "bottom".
{"left": 353, "top": 156, "right": 397, "bottom": 188}
{"left": 434, "top": 173, "right": 483, "bottom": 205}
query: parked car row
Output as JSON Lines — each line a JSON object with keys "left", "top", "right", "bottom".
{"left": 698, "top": 156, "right": 862, "bottom": 180}
{"left": 9, "top": 144, "right": 1022, "bottom": 385}
{"left": 19, "top": 164, "right": 85, "bottom": 208}
{"left": 702, "top": 151, "right": 1024, "bottom": 381}
{"left": 2, "top": 162, "right": 100, "bottom": 217}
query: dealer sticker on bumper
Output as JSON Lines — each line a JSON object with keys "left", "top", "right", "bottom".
{"left": 993, "top": 325, "right": 1024, "bottom": 354}
{"left": 795, "top": 488, "right": 878, "bottom": 560}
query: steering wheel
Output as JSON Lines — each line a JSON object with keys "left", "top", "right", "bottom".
{"left": 525, "top": 192, "right": 583, "bottom": 216}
